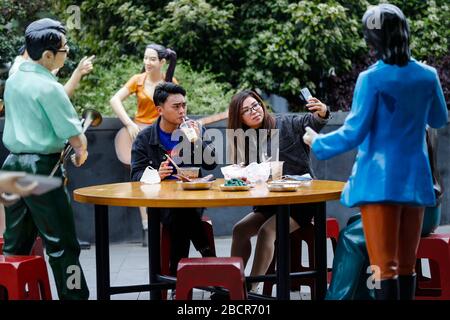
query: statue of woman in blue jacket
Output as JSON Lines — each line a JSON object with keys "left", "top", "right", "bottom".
{"left": 303, "top": 4, "right": 448, "bottom": 299}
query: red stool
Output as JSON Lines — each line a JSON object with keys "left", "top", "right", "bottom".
{"left": 415, "top": 233, "right": 450, "bottom": 300}
{"left": 0, "top": 255, "right": 52, "bottom": 300}
{"left": 176, "top": 257, "right": 247, "bottom": 300}
{"left": 0, "top": 236, "right": 44, "bottom": 257}
{"left": 161, "top": 216, "right": 216, "bottom": 299}
{"left": 263, "top": 217, "right": 339, "bottom": 297}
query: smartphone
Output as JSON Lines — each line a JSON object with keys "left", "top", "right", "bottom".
{"left": 299, "top": 87, "right": 313, "bottom": 101}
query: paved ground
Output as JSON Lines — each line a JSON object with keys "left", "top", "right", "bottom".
{"left": 45, "top": 225, "right": 450, "bottom": 300}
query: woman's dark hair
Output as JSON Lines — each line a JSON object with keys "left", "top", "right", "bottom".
{"left": 227, "top": 90, "right": 276, "bottom": 165}
{"left": 141, "top": 43, "right": 177, "bottom": 82}
{"left": 227, "top": 90, "right": 275, "bottom": 130}
{"left": 362, "top": 4, "right": 411, "bottom": 66}
{"left": 25, "top": 18, "right": 66, "bottom": 61}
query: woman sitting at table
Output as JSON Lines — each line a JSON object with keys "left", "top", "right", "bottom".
{"left": 228, "top": 90, "right": 330, "bottom": 292}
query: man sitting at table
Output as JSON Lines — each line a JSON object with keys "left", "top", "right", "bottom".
{"left": 131, "top": 82, "right": 217, "bottom": 275}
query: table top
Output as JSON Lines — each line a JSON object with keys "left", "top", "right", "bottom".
{"left": 74, "top": 179, "right": 345, "bottom": 208}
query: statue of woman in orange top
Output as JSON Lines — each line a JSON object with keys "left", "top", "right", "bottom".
{"left": 110, "top": 44, "right": 176, "bottom": 246}
{"left": 110, "top": 44, "right": 177, "bottom": 141}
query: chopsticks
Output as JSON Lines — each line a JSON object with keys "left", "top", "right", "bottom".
{"left": 165, "top": 154, "right": 192, "bottom": 182}
{"left": 165, "top": 153, "right": 181, "bottom": 172}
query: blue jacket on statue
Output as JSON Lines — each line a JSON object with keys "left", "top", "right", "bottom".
{"left": 312, "top": 59, "right": 448, "bottom": 207}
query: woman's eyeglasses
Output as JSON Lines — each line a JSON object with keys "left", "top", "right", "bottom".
{"left": 241, "top": 102, "right": 262, "bottom": 116}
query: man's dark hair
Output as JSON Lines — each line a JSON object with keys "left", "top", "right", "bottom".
{"left": 25, "top": 18, "right": 66, "bottom": 61}
{"left": 153, "top": 82, "right": 186, "bottom": 106}
{"left": 18, "top": 45, "right": 26, "bottom": 55}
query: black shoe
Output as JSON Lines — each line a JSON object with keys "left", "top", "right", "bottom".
{"left": 199, "top": 246, "right": 215, "bottom": 257}
{"left": 142, "top": 229, "right": 148, "bottom": 247}
{"left": 374, "top": 278, "right": 399, "bottom": 300}
{"left": 399, "top": 274, "right": 416, "bottom": 300}
{"left": 210, "top": 287, "right": 230, "bottom": 301}
{"left": 78, "top": 239, "right": 91, "bottom": 250}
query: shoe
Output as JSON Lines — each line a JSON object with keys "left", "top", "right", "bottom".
{"left": 248, "top": 282, "right": 263, "bottom": 295}
{"left": 210, "top": 292, "right": 229, "bottom": 301}
{"left": 210, "top": 287, "right": 230, "bottom": 300}
{"left": 247, "top": 282, "right": 263, "bottom": 298}
{"left": 142, "top": 229, "right": 148, "bottom": 247}
{"left": 399, "top": 274, "right": 416, "bottom": 300}
{"left": 199, "top": 246, "right": 215, "bottom": 257}
{"left": 78, "top": 239, "right": 91, "bottom": 250}
{"left": 374, "top": 278, "right": 399, "bottom": 300}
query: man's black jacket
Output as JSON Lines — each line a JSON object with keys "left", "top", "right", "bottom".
{"left": 131, "top": 117, "right": 217, "bottom": 181}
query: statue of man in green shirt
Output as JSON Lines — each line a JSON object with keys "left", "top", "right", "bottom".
{"left": 1, "top": 18, "right": 89, "bottom": 300}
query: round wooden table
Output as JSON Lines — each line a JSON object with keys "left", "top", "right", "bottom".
{"left": 74, "top": 179, "right": 344, "bottom": 300}
{"left": 75, "top": 179, "right": 344, "bottom": 207}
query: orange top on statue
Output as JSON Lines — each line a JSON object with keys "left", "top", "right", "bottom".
{"left": 125, "top": 73, "right": 178, "bottom": 124}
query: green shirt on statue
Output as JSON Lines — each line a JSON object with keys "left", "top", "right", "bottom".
{"left": 3, "top": 61, "right": 82, "bottom": 154}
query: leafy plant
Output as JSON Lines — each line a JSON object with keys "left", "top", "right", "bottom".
{"left": 175, "top": 62, "right": 236, "bottom": 115}
{"left": 53, "top": 0, "right": 159, "bottom": 66}
{"left": 0, "top": 0, "right": 54, "bottom": 101}
{"left": 66, "top": 57, "right": 139, "bottom": 117}
{"left": 239, "top": 1, "right": 366, "bottom": 108}
{"left": 154, "top": 0, "right": 235, "bottom": 75}
{"left": 2, "top": 0, "right": 448, "bottom": 112}
{"left": 409, "top": 0, "right": 450, "bottom": 59}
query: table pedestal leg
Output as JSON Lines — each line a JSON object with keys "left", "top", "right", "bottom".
{"left": 149, "top": 208, "right": 162, "bottom": 300}
{"left": 276, "top": 205, "right": 291, "bottom": 300}
{"left": 314, "top": 202, "right": 327, "bottom": 300}
{"left": 95, "top": 204, "right": 110, "bottom": 300}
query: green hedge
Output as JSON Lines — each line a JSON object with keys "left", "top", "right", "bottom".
{"left": 52, "top": 0, "right": 448, "bottom": 110}
{"left": 0, "top": 0, "right": 56, "bottom": 64}
{"left": 2, "top": 0, "right": 449, "bottom": 113}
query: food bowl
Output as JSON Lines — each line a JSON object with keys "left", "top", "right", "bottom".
{"left": 267, "top": 184, "right": 298, "bottom": 192}
{"left": 219, "top": 184, "right": 252, "bottom": 191}
{"left": 177, "top": 167, "right": 200, "bottom": 179}
{"left": 219, "top": 178, "right": 254, "bottom": 191}
{"left": 269, "top": 180, "right": 312, "bottom": 187}
{"left": 178, "top": 181, "right": 214, "bottom": 190}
